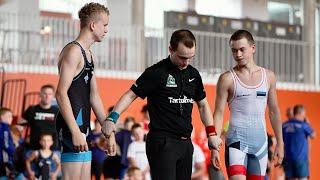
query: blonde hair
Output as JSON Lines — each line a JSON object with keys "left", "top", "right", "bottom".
{"left": 78, "top": 2, "right": 110, "bottom": 28}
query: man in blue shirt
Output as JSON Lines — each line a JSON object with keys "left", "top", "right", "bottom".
{"left": 282, "top": 104, "right": 316, "bottom": 179}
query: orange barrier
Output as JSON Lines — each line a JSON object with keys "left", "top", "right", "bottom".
{"left": 4, "top": 72, "right": 320, "bottom": 180}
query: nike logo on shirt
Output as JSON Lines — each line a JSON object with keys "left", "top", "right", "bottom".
{"left": 189, "top": 78, "right": 195, "bottom": 82}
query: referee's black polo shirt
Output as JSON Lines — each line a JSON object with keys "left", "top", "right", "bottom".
{"left": 131, "top": 56, "right": 206, "bottom": 138}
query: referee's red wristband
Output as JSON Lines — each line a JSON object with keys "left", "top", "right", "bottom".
{"left": 206, "top": 125, "right": 217, "bottom": 137}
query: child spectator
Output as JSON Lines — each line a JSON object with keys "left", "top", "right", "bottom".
{"left": 127, "top": 124, "right": 150, "bottom": 180}
{"left": 0, "top": 107, "right": 15, "bottom": 179}
{"left": 125, "top": 166, "right": 143, "bottom": 180}
{"left": 26, "top": 133, "right": 61, "bottom": 180}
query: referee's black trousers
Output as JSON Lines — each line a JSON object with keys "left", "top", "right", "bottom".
{"left": 146, "top": 132, "right": 194, "bottom": 180}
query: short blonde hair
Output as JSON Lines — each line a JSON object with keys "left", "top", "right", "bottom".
{"left": 78, "top": 2, "right": 110, "bottom": 28}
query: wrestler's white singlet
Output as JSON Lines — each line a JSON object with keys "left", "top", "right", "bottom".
{"left": 226, "top": 67, "right": 269, "bottom": 178}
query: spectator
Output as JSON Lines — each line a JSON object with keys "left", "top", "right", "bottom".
{"left": 282, "top": 104, "right": 316, "bottom": 180}
{"left": 23, "top": 84, "right": 59, "bottom": 150}
{"left": 286, "top": 107, "right": 294, "bottom": 120}
{"left": 116, "top": 117, "right": 135, "bottom": 179}
{"left": 0, "top": 107, "right": 15, "bottom": 179}
{"left": 127, "top": 124, "right": 150, "bottom": 180}
{"left": 10, "top": 125, "right": 24, "bottom": 148}
{"left": 91, "top": 135, "right": 108, "bottom": 180}
{"left": 10, "top": 124, "right": 26, "bottom": 179}
{"left": 25, "top": 133, "right": 61, "bottom": 180}
{"left": 125, "top": 166, "right": 143, "bottom": 180}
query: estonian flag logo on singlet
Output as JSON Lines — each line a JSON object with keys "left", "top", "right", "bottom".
{"left": 256, "top": 91, "right": 267, "bottom": 96}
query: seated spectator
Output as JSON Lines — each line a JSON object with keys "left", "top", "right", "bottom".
{"left": 26, "top": 133, "right": 61, "bottom": 180}
{"left": 0, "top": 107, "right": 15, "bottom": 179}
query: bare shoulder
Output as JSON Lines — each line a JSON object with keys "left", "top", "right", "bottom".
{"left": 58, "top": 44, "right": 83, "bottom": 68}
{"left": 264, "top": 68, "right": 276, "bottom": 83}
{"left": 264, "top": 68, "right": 275, "bottom": 77}
{"left": 218, "top": 71, "right": 233, "bottom": 86}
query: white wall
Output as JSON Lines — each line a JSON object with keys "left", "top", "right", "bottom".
{"left": 0, "top": 0, "right": 40, "bottom": 64}
{"left": 108, "top": 0, "right": 132, "bottom": 29}
{"left": 0, "top": 0, "right": 39, "bottom": 30}
{"left": 241, "top": 0, "right": 269, "bottom": 21}
{"left": 196, "top": 0, "right": 242, "bottom": 18}
{"left": 145, "top": 0, "right": 188, "bottom": 28}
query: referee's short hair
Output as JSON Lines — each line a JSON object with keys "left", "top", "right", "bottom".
{"left": 170, "top": 29, "right": 196, "bottom": 51}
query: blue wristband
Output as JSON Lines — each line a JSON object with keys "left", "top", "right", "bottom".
{"left": 106, "top": 111, "right": 120, "bottom": 123}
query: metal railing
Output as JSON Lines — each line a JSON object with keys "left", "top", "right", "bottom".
{"left": 0, "top": 14, "right": 312, "bottom": 83}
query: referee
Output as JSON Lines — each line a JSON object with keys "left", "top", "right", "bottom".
{"left": 105, "top": 29, "right": 222, "bottom": 180}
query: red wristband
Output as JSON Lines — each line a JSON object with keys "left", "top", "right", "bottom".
{"left": 206, "top": 125, "right": 217, "bottom": 137}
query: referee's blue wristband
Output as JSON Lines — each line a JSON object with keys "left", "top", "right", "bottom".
{"left": 106, "top": 111, "right": 120, "bottom": 123}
